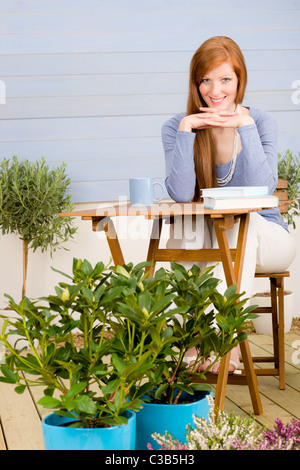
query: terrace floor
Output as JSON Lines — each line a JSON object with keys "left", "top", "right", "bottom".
{"left": 0, "top": 331, "right": 299, "bottom": 450}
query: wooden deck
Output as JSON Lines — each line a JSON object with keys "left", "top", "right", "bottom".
{"left": 0, "top": 331, "right": 299, "bottom": 450}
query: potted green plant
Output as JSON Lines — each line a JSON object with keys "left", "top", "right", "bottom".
{"left": 107, "top": 261, "right": 257, "bottom": 450}
{"left": 0, "top": 259, "right": 153, "bottom": 450}
{"left": 0, "top": 258, "right": 256, "bottom": 450}
{"left": 0, "top": 156, "right": 77, "bottom": 299}
{"left": 251, "top": 150, "right": 300, "bottom": 334}
{"left": 277, "top": 150, "right": 300, "bottom": 229}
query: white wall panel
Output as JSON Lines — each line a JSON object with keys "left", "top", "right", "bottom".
{"left": 0, "top": 1, "right": 299, "bottom": 203}
{"left": 1, "top": 50, "right": 299, "bottom": 77}
{"left": 1, "top": 0, "right": 300, "bottom": 12}
{"left": 2, "top": 70, "right": 298, "bottom": 100}
{"left": 1, "top": 9, "right": 299, "bottom": 34}
{"left": 2, "top": 30, "right": 300, "bottom": 55}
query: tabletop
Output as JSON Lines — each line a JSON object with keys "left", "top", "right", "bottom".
{"left": 60, "top": 201, "right": 262, "bottom": 219}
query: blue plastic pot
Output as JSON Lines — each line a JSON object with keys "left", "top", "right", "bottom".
{"left": 41, "top": 410, "right": 136, "bottom": 450}
{"left": 135, "top": 390, "right": 212, "bottom": 450}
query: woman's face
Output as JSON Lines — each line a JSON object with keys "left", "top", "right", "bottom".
{"left": 198, "top": 60, "right": 238, "bottom": 111}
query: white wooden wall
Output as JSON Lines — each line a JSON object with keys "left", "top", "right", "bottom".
{"left": 0, "top": 0, "right": 300, "bottom": 203}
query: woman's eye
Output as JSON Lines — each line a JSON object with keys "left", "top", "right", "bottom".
{"left": 222, "top": 78, "right": 231, "bottom": 82}
{"left": 201, "top": 79, "right": 210, "bottom": 83}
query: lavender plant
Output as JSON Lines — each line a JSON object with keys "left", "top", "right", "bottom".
{"left": 149, "top": 395, "right": 300, "bottom": 450}
{"left": 247, "top": 418, "right": 300, "bottom": 450}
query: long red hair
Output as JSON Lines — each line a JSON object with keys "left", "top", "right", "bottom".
{"left": 187, "top": 36, "right": 248, "bottom": 200}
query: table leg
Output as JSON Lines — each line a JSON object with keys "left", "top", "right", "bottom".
{"left": 214, "top": 353, "right": 231, "bottom": 413}
{"left": 98, "top": 217, "right": 125, "bottom": 266}
{"left": 213, "top": 218, "right": 236, "bottom": 287}
{"left": 146, "top": 217, "right": 163, "bottom": 276}
{"left": 233, "top": 213, "right": 250, "bottom": 293}
{"left": 240, "top": 340, "right": 263, "bottom": 414}
{"left": 213, "top": 214, "right": 263, "bottom": 414}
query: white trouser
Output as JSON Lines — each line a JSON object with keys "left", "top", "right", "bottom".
{"left": 166, "top": 212, "right": 296, "bottom": 297}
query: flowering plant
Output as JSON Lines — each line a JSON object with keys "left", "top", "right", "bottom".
{"left": 248, "top": 418, "right": 300, "bottom": 451}
{"left": 149, "top": 395, "right": 300, "bottom": 450}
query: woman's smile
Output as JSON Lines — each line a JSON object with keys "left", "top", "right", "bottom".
{"left": 209, "top": 96, "right": 226, "bottom": 105}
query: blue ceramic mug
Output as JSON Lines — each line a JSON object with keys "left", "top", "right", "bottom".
{"left": 129, "top": 177, "right": 164, "bottom": 206}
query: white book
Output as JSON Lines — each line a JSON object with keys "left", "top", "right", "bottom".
{"left": 203, "top": 195, "right": 279, "bottom": 210}
{"left": 201, "top": 186, "right": 269, "bottom": 198}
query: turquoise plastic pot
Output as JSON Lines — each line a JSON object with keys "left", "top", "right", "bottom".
{"left": 41, "top": 410, "right": 136, "bottom": 450}
{"left": 135, "top": 390, "right": 212, "bottom": 450}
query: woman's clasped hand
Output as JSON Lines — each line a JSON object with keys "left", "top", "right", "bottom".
{"left": 179, "top": 106, "right": 254, "bottom": 132}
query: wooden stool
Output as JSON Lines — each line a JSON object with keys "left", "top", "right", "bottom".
{"left": 250, "top": 271, "right": 290, "bottom": 389}
{"left": 245, "top": 179, "right": 293, "bottom": 390}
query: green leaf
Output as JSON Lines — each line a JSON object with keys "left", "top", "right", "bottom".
{"left": 81, "top": 260, "right": 93, "bottom": 277}
{"left": 14, "top": 385, "right": 27, "bottom": 394}
{"left": 102, "top": 379, "right": 122, "bottom": 396}
{"left": 138, "top": 290, "right": 152, "bottom": 313}
{"left": 66, "top": 382, "right": 87, "bottom": 399}
{"left": 154, "top": 363, "right": 164, "bottom": 381}
{"left": 149, "top": 327, "right": 162, "bottom": 347}
{"left": 190, "top": 383, "right": 212, "bottom": 392}
{"left": 0, "top": 366, "right": 18, "bottom": 384}
{"left": 101, "top": 286, "right": 125, "bottom": 304}
{"left": 176, "top": 383, "right": 194, "bottom": 395}
{"left": 162, "top": 326, "right": 173, "bottom": 339}
{"left": 224, "top": 284, "right": 237, "bottom": 299}
{"left": 74, "top": 395, "right": 97, "bottom": 415}
{"left": 38, "top": 396, "right": 62, "bottom": 409}
{"left": 94, "top": 284, "right": 106, "bottom": 302}
{"left": 111, "top": 354, "right": 126, "bottom": 375}
{"left": 51, "top": 266, "right": 73, "bottom": 280}
{"left": 149, "top": 293, "right": 175, "bottom": 318}
{"left": 154, "top": 383, "right": 168, "bottom": 398}
{"left": 81, "top": 286, "right": 94, "bottom": 303}
{"left": 215, "top": 314, "right": 229, "bottom": 331}
{"left": 115, "top": 265, "right": 130, "bottom": 279}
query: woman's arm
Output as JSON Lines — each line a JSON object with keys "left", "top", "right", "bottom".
{"left": 237, "top": 111, "right": 278, "bottom": 193}
{"left": 162, "top": 110, "right": 236, "bottom": 201}
{"left": 162, "top": 114, "right": 197, "bottom": 202}
{"left": 162, "top": 108, "right": 278, "bottom": 200}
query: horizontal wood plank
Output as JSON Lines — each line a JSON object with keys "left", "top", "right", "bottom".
{"left": 2, "top": 0, "right": 300, "bottom": 12}
{"left": 1, "top": 49, "right": 300, "bottom": 77}
{"left": 0, "top": 136, "right": 162, "bottom": 161}
{"left": 0, "top": 112, "right": 298, "bottom": 142}
{"left": 1, "top": 30, "right": 300, "bottom": 55}
{"left": 2, "top": 91, "right": 298, "bottom": 120}
{"left": 3, "top": 70, "right": 298, "bottom": 99}
{"left": 1, "top": 9, "right": 299, "bottom": 34}
{"left": 0, "top": 129, "right": 298, "bottom": 163}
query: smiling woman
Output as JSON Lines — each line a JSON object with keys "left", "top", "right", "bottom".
{"left": 177, "top": 37, "right": 255, "bottom": 191}
{"left": 161, "top": 35, "right": 297, "bottom": 374}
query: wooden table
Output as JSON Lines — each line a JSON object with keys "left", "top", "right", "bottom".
{"left": 60, "top": 201, "right": 263, "bottom": 414}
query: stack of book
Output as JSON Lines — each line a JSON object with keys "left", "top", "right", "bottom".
{"left": 201, "top": 186, "right": 279, "bottom": 210}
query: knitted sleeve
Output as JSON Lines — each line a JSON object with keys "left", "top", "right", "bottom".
{"left": 237, "top": 110, "right": 278, "bottom": 193}
{"left": 162, "top": 113, "right": 197, "bottom": 202}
